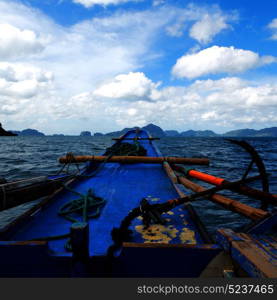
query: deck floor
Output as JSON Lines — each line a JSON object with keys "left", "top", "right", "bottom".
{"left": 9, "top": 130, "right": 203, "bottom": 256}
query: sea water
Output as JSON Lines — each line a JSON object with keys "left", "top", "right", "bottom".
{"left": 0, "top": 136, "right": 276, "bottom": 234}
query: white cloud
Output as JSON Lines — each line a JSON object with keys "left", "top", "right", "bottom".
{"left": 0, "top": 62, "right": 53, "bottom": 116}
{"left": 54, "top": 74, "right": 277, "bottom": 133}
{"left": 0, "top": 23, "right": 45, "bottom": 59}
{"left": 165, "top": 4, "right": 237, "bottom": 41}
{"left": 172, "top": 46, "right": 276, "bottom": 79}
{"left": 93, "top": 72, "right": 160, "bottom": 101}
{"left": 153, "top": 0, "right": 165, "bottom": 7}
{"left": 0, "top": 1, "right": 275, "bottom": 134}
{"left": 0, "top": 0, "right": 178, "bottom": 131}
{"left": 72, "top": 0, "right": 137, "bottom": 8}
{"left": 268, "top": 18, "right": 277, "bottom": 40}
{"left": 189, "top": 13, "right": 229, "bottom": 44}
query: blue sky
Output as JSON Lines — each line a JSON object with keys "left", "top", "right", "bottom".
{"left": 0, "top": 0, "right": 276, "bottom": 134}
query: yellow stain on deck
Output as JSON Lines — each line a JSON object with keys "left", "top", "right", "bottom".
{"left": 179, "top": 228, "right": 196, "bottom": 244}
{"left": 135, "top": 224, "right": 178, "bottom": 243}
{"left": 149, "top": 197, "right": 160, "bottom": 202}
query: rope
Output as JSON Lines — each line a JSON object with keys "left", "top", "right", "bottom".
{"left": 106, "top": 199, "right": 168, "bottom": 258}
{"left": 107, "top": 206, "right": 141, "bottom": 258}
{"left": 31, "top": 139, "right": 146, "bottom": 251}
{"left": 104, "top": 141, "right": 147, "bottom": 157}
{"left": 28, "top": 187, "right": 106, "bottom": 251}
{"left": 58, "top": 187, "right": 106, "bottom": 223}
{"left": 57, "top": 152, "right": 81, "bottom": 176}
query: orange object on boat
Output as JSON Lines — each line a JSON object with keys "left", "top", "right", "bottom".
{"left": 187, "top": 170, "right": 225, "bottom": 186}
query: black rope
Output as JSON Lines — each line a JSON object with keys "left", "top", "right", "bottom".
{"left": 104, "top": 141, "right": 147, "bottom": 156}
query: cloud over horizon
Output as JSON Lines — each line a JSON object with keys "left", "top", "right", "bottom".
{"left": 51, "top": 73, "right": 277, "bottom": 133}
{"left": 0, "top": 0, "right": 276, "bottom": 134}
{"left": 172, "top": 46, "right": 276, "bottom": 79}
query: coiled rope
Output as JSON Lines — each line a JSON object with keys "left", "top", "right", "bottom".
{"left": 28, "top": 186, "right": 106, "bottom": 251}
{"left": 28, "top": 140, "right": 147, "bottom": 251}
{"left": 58, "top": 187, "right": 106, "bottom": 223}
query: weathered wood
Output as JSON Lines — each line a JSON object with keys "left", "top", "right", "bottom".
{"left": 162, "top": 162, "right": 214, "bottom": 243}
{"left": 0, "top": 177, "right": 76, "bottom": 236}
{"left": 59, "top": 155, "right": 210, "bottom": 165}
{"left": 171, "top": 164, "right": 277, "bottom": 206}
{"left": 178, "top": 177, "right": 269, "bottom": 221}
{"left": 163, "top": 162, "right": 178, "bottom": 184}
{"left": 0, "top": 176, "right": 47, "bottom": 190}
{"left": 0, "top": 177, "right": 69, "bottom": 211}
{"left": 112, "top": 137, "right": 160, "bottom": 140}
{"left": 217, "top": 229, "right": 277, "bottom": 278}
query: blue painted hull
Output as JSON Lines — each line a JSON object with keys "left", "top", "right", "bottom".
{"left": 0, "top": 130, "right": 225, "bottom": 277}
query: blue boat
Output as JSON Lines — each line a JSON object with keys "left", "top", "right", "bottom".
{"left": 0, "top": 129, "right": 276, "bottom": 277}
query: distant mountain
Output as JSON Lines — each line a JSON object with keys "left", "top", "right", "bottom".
{"left": 6, "top": 124, "right": 277, "bottom": 138}
{"left": 52, "top": 134, "right": 65, "bottom": 136}
{"left": 105, "top": 127, "right": 134, "bottom": 137}
{"left": 80, "top": 131, "right": 92, "bottom": 136}
{"left": 0, "top": 123, "right": 17, "bottom": 136}
{"left": 104, "top": 123, "right": 166, "bottom": 137}
{"left": 102, "top": 125, "right": 277, "bottom": 137}
{"left": 165, "top": 130, "right": 180, "bottom": 137}
{"left": 141, "top": 123, "right": 166, "bottom": 137}
{"left": 257, "top": 127, "right": 277, "bottom": 137}
{"left": 223, "top": 128, "right": 257, "bottom": 137}
{"left": 223, "top": 127, "right": 277, "bottom": 137}
{"left": 13, "top": 129, "right": 45, "bottom": 136}
{"left": 180, "top": 130, "right": 218, "bottom": 137}
{"left": 94, "top": 132, "right": 104, "bottom": 137}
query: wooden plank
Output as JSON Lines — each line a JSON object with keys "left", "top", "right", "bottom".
{"left": 0, "top": 176, "right": 71, "bottom": 211}
{"left": 59, "top": 155, "right": 210, "bottom": 165}
{"left": 216, "top": 229, "right": 277, "bottom": 278}
{"left": 178, "top": 176, "right": 269, "bottom": 221}
{"left": 112, "top": 137, "right": 160, "bottom": 140}
{"left": 0, "top": 177, "right": 76, "bottom": 236}
{"left": 232, "top": 240, "right": 277, "bottom": 278}
{"left": 0, "top": 176, "right": 47, "bottom": 190}
{"left": 163, "top": 162, "right": 178, "bottom": 184}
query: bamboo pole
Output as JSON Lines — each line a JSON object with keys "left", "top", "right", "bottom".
{"left": 178, "top": 176, "right": 269, "bottom": 221}
{"left": 112, "top": 137, "right": 160, "bottom": 140}
{"left": 59, "top": 155, "right": 210, "bottom": 165}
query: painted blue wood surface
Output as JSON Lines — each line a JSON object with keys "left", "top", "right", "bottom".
{"left": 4, "top": 130, "right": 203, "bottom": 258}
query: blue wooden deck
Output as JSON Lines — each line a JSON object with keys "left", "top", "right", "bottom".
{"left": 7, "top": 129, "right": 203, "bottom": 257}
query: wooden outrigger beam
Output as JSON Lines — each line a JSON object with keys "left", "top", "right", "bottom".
{"left": 112, "top": 137, "right": 160, "bottom": 140}
{"left": 177, "top": 176, "right": 269, "bottom": 221}
{"left": 0, "top": 175, "right": 72, "bottom": 211}
{"left": 172, "top": 164, "right": 277, "bottom": 206}
{"left": 59, "top": 155, "right": 210, "bottom": 165}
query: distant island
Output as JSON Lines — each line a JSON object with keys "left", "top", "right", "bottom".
{"left": 80, "top": 131, "right": 92, "bottom": 137}
{"left": 101, "top": 124, "right": 277, "bottom": 138}
{"left": 11, "top": 129, "right": 45, "bottom": 136}
{"left": 3, "top": 122, "right": 277, "bottom": 137}
{"left": 0, "top": 123, "right": 17, "bottom": 136}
